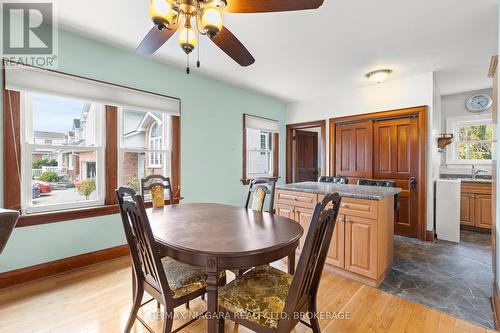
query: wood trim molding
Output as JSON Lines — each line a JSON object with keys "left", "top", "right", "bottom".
{"left": 286, "top": 120, "right": 326, "bottom": 183}
{"left": 0, "top": 244, "right": 129, "bottom": 290}
{"left": 493, "top": 282, "right": 500, "bottom": 330}
{"left": 329, "top": 106, "right": 428, "bottom": 241}
{"left": 489, "top": 55, "right": 498, "bottom": 79}
{"left": 105, "top": 106, "right": 118, "bottom": 205}
{"left": 425, "top": 230, "right": 436, "bottom": 243}
{"left": 171, "top": 115, "right": 181, "bottom": 198}
{"left": 3, "top": 89, "right": 21, "bottom": 211}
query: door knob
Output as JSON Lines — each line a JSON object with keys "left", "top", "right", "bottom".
{"left": 409, "top": 177, "right": 417, "bottom": 189}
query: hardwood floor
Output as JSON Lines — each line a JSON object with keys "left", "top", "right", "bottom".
{"left": 0, "top": 257, "right": 496, "bottom": 333}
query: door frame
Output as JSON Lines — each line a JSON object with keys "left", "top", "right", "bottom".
{"left": 329, "top": 106, "right": 428, "bottom": 241}
{"left": 286, "top": 120, "right": 326, "bottom": 183}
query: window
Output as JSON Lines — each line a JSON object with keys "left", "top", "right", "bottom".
{"left": 119, "top": 108, "right": 173, "bottom": 196}
{"left": 20, "top": 92, "right": 105, "bottom": 213}
{"left": 446, "top": 115, "right": 493, "bottom": 164}
{"left": 243, "top": 114, "right": 279, "bottom": 183}
{"left": 4, "top": 63, "right": 181, "bottom": 226}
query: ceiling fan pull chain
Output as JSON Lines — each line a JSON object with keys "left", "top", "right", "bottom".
{"left": 197, "top": 31, "right": 201, "bottom": 68}
{"left": 186, "top": 53, "right": 190, "bottom": 74}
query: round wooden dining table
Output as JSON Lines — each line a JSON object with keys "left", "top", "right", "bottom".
{"left": 147, "top": 203, "right": 303, "bottom": 333}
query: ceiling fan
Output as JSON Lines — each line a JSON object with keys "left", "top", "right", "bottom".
{"left": 137, "top": 0, "right": 324, "bottom": 72}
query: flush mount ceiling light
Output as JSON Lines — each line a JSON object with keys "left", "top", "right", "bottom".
{"left": 138, "top": 0, "right": 325, "bottom": 74}
{"left": 366, "top": 69, "right": 393, "bottom": 83}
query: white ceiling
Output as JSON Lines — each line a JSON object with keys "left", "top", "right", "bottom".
{"left": 56, "top": 0, "right": 498, "bottom": 102}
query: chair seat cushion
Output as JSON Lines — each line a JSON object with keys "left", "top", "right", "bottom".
{"left": 218, "top": 265, "right": 293, "bottom": 329}
{"left": 161, "top": 257, "right": 207, "bottom": 298}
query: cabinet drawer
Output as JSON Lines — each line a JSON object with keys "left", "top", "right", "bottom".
{"left": 275, "top": 190, "right": 318, "bottom": 209}
{"left": 318, "top": 195, "right": 378, "bottom": 220}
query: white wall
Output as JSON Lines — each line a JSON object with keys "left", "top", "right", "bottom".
{"left": 287, "top": 72, "right": 437, "bottom": 230}
{"left": 439, "top": 88, "right": 493, "bottom": 176}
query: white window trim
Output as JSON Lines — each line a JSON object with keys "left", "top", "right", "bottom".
{"left": 20, "top": 92, "right": 106, "bottom": 214}
{"left": 246, "top": 131, "right": 274, "bottom": 179}
{"left": 446, "top": 114, "right": 493, "bottom": 165}
{"left": 148, "top": 121, "right": 163, "bottom": 168}
{"left": 117, "top": 108, "right": 172, "bottom": 191}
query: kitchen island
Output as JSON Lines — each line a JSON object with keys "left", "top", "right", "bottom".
{"left": 275, "top": 182, "right": 401, "bottom": 287}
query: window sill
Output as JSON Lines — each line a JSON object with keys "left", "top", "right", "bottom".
{"left": 241, "top": 176, "right": 279, "bottom": 185}
{"left": 16, "top": 198, "right": 182, "bottom": 228}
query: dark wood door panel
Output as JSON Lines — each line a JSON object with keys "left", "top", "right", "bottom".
{"left": 373, "top": 117, "right": 419, "bottom": 238}
{"left": 335, "top": 121, "right": 373, "bottom": 179}
{"left": 295, "top": 130, "right": 318, "bottom": 182}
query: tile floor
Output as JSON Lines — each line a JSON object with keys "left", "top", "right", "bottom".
{"left": 380, "top": 230, "right": 494, "bottom": 328}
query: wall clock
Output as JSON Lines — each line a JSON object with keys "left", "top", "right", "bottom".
{"left": 466, "top": 94, "right": 493, "bottom": 113}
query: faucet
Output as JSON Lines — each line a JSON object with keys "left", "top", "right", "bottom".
{"left": 471, "top": 165, "right": 488, "bottom": 180}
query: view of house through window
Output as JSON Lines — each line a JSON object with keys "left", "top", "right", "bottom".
{"left": 22, "top": 93, "right": 104, "bottom": 213}
{"left": 119, "top": 108, "right": 172, "bottom": 195}
{"left": 457, "top": 123, "right": 493, "bottom": 160}
{"left": 247, "top": 128, "right": 273, "bottom": 176}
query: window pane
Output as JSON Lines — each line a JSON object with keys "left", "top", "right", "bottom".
{"left": 122, "top": 152, "right": 170, "bottom": 192}
{"left": 458, "top": 124, "right": 493, "bottom": 142}
{"left": 31, "top": 150, "right": 99, "bottom": 207}
{"left": 248, "top": 150, "right": 271, "bottom": 175}
{"left": 122, "top": 108, "right": 166, "bottom": 150}
{"left": 31, "top": 93, "right": 99, "bottom": 146}
{"left": 247, "top": 128, "right": 271, "bottom": 150}
{"left": 468, "top": 142, "right": 492, "bottom": 160}
{"left": 458, "top": 143, "right": 467, "bottom": 160}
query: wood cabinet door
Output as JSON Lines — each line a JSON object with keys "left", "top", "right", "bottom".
{"left": 276, "top": 204, "right": 294, "bottom": 220}
{"left": 335, "top": 121, "right": 373, "bottom": 179}
{"left": 373, "top": 117, "right": 419, "bottom": 238}
{"left": 460, "top": 193, "right": 475, "bottom": 227}
{"left": 326, "top": 214, "right": 345, "bottom": 268}
{"left": 294, "top": 206, "right": 314, "bottom": 250}
{"left": 344, "top": 215, "right": 377, "bottom": 279}
{"left": 475, "top": 194, "right": 492, "bottom": 229}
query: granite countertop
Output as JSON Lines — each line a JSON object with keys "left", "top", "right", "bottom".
{"left": 276, "top": 182, "right": 402, "bottom": 201}
{"left": 439, "top": 174, "right": 492, "bottom": 184}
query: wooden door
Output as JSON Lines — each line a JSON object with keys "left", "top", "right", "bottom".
{"left": 275, "top": 204, "right": 294, "bottom": 220}
{"left": 475, "top": 194, "right": 492, "bottom": 229}
{"left": 326, "top": 214, "right": 345, "bottom": 268}
{"left": 294, "top": 130, "right": 318, "bottom": 182}
{"left": 373, "top": 117, "right": 419, "bottom": 238}
{"left": 344, "top": 215, "right": 377, "bottom": 278}
{"left": 295, "top": 206, "right": 314, "bottom": 250}
{"left": 460, "top": 193, "right": 475, "bottom": 227}
{"left": 335, "top": 121, "right": 373, "bottom": 182}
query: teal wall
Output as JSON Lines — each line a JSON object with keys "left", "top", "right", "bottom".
{"left": 0, "top": 27, "right": 286, "bottom": 272}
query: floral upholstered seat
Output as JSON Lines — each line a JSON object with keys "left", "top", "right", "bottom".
{"left": 218, "top": 265, "right": 293, "bottom": 329}
{"left": 162, "top": 257, "right": 225, "bottom": 298}
{"left": 250, "top": 187, "right": 267, "bottom": 211}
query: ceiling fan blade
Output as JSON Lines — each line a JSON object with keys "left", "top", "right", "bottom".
{"left": 136, "top": 27, "right": 176, "bottom": 55}
{"left": 210, "top": 26, "right": 255, "bottom": 67}
{"left": 225, "top": 0, "right": 324, "bottom": 13}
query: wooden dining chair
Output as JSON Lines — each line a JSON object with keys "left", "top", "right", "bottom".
{"left": 116, "top": 187, "right": 224, "bottom": 333}
{"left": 140, "top": 175, "right": 174, "bottom": 208}
{"left": 244, "top": 177, "right": 277, "bottom": 213}
{"left": 218, "top": 192, "right": 342, "bottom": 333}
{"left": 0, "top": 209, "right": 20, "bottom": 255}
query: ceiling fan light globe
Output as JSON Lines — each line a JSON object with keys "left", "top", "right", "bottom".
{"left": 150, "top": 0, "right": 173, "bottom": 28}
{"left": 202, "top": 8, "right": 222, "bottom": 36}
{"left": 178, "top": 26, "right": 197, "bottom": 54}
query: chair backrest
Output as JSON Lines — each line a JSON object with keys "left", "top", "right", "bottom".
{"left": 140, "top": 175, "right": 174, "bottom": 208}
{"left": 357, "top": 178, "right": 395, "bottom": 187}
{"left": 280, "top": 192, "right": 341, "bottom": 330}
{"left": 244, "top": 177, "right": 277, "bottom": 213}
{"left": 317, "top": 176, "right": 348, "bottom": 184}
{"left": 0, "top": 209, "right": 19, "bottom": 255}
{"left": 116, "top": 187, "right": 171, "bottom": 298}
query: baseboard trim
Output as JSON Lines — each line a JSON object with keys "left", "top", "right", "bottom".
{"left": 425, "top": 230, "right": 436, "bottom": 242}
{"left": 0, "top": 244, "right": 129, "bottom": 290}
{"left": 493, "top": 282, "right": 500, "bottom": 330}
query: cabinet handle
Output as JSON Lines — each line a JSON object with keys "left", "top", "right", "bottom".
{"left": 341, "top": 204, "right": 346, "bottom": 208}
{"left": 345, "top": 217, "right": 349, "bottom": 223}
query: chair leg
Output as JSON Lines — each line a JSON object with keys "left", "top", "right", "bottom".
{"left": 185, "top": 301, "right": 190, "bottom": 309}
{"left": 162, "top": 310, "right": 174, "bottom": 333}
{"left": 156, "top": 301, "right": 162, "bottom": 320}
{"left": 201, "top": 293, "right": 205, "bottom": 301}
{"left": 308, "top": 298, "right": 321, "bottom": 333}
{"left": 125, "top": 282, "right": 144, "bottom": 333}
{"left": 218, "top": 317, "right": 225, "bottom": 333}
